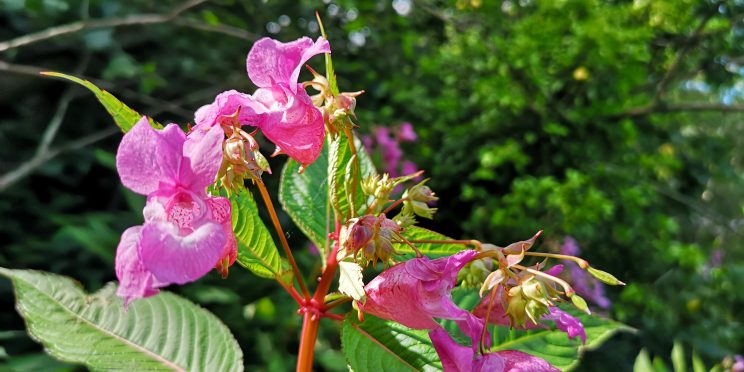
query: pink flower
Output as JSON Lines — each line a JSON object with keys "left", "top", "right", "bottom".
{"left": 115, "top": 117, "right": 236, "bottom": 305}
{"left": 195, "top": 37, "right": 330, "bottom": 166}
{"left": 361, "top": 250, "right": 487, "bottom": 346}
{"left": 429, "top": 327, "right": 559, "bottom": 372}
{"left": 397, "top": 122, "right": 417, "bottom": 142}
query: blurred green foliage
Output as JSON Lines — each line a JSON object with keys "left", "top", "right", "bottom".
{"left": 1, "top": 0, "right": 742, "bottom": 370}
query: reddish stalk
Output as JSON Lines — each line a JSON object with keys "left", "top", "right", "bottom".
{"left": 296, "top": 312, "right": 320, "bottom": 372}
{"left": 255, "top": 179, "right": 310, "bottom": 297}
{"left": 381, "top": 197, "right": 405, "bottom": 215}
{"left": 296, "top": 220, "right": 342, "bottom": 371}
{"left": 276, "top": 277, "right": 304, "bottom": 305}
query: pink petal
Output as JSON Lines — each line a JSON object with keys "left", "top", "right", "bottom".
{"left": 429, "top": 327, "right": 481, "bottom": 372}
{"left": 429, "top": 327, "right": 558, "bottom": 372}
{"left": 154, "top": 124, "right": 187, "bottom": 184}
{"left": 114, "top": 226, "right": 161, "bottom": 305}
{"left": 116, "top": 117, "right": 162, "bottom": 195}
{"left": 397, "top": 122, "right": 417, "bottom": 142}
{"left": 541, "top": 307, "right": 587, "bottom": 343}
{"left": 257, "top": 86, "right": 325, "bottom": 166}
{"left": 246, "top": 37, "right": 330, "bottom": 92}
{"left": 182, "top": 124, "right": 224, "bottom": 191}
{"left": 362, "top": 250, "right": 483, "bottom": 339}
{"left": 194, "top": 90, "right": 267, "bottom": 129}
{"left": 495, "top": 350, "right": 559, "bottom": 372}
{"left": 139, "top": 220, "right": 226, "bottom": 285}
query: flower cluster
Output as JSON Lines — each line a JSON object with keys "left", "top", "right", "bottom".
{"left": 114, "top": 36, "right": 330, "bottom": 305}
{"left": 357, "top": 231, "right": 618, "bottom": 370}
{"left": 115, "top": 117, "right": 236, "bottom": 305}
{"left": 195, "top": 36, "right": 330, "bottom": 172}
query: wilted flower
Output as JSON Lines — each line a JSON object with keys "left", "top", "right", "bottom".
{"left": 429, "top": 327, "right": 559, "bottom": 372}
{"left": 361, "top": 250, "right": 487, "bottom": 346}
{"left": 195, "top": 36, "right": 330, "bottom": 167}
{"left": 115, "top": 117, "right": 236, "bottom": 305}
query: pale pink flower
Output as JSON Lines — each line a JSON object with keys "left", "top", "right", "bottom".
{"left": 429, "top": 327, "right": 559, "bottom": 372}
{"left": 115, "top": 117, "right": 236, "bottom": 305}
{"left": 195, "top": 37, "right": 330, "bottom": 166}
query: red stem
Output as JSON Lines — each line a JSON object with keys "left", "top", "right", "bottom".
{"left": 296, "top": 221, "right": 342, "bottom": 371}
{"left": 296, "top": 312, "right": 320, "bottom": 372}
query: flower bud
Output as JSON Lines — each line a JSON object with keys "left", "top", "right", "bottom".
{"left": 402, "top": 179, "right": 438, "bottom": 219}
{"left": 340, "top": 214, "right": 401, "bottom": 265}
{"left": 505, "top": 278, "right": 552, "bottom": 327}
{"left": 458, "top": 258, "right": 492, "bottom": 289}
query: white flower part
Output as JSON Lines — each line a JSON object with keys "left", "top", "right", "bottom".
{"left": 338, "top": 261, "right": 366, "bottom": 302}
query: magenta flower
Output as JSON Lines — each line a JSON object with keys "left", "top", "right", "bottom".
{"left": 429, "top": 327, "right": 559, "bottom": 372}
{"left": 397, "top": 122, "right": 417, "bottom": 142}
{"left": 115, "top": 117, "right": 236, "bottom": 304}
{"left": 195, "top": 37, "right": 330, "bottom": 166}
{"left": 361, "top": 250, "right": 487, "bottom": 346}
{"left": 363, "top": 123, "right": 419, "bottom": 178}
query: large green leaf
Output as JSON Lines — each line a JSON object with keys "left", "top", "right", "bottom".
{"left": 0, "top": 268, "right": 243, "bottom": 371}
{"left": 341, "top": 314, "right": 442, "bottom": 372}
{"left": 395, "top": 226, "right": 469, "bottom": 259}
{"left": 489, "top": 304, "right": 632, "bottom": 371}
{"left": 279, "top": 134, "right": 376, "bottom": 254}
{"left": 41, "top": 71, "right": 159, "bottom": 132}
{"left": 231, "top": 189, "right": 284, "bottom": 279}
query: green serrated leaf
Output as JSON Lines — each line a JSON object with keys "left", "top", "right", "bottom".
{"left": 395, "top": 226, "right": 467, "bottom": 259}
{"left": 41, "top": 71, "right": 160, "bottom": 132}
{"left": 0, "top": 268, "right": 243, "bottom": 371}
{"left": 490, "top": 305, "right": 632, "bottom": 371}
{"left": 341, "top": 314, "right": 442, "bottom": 372}
{"left": 279, "top": 134, "right": 375, "bottom": 250}
{"left": 231, "top": 189, "right": 284, "bottom": 279}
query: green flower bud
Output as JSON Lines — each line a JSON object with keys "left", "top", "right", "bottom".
{"left": 402, "top": 179, "right": 438, "bottom": 219}
{"left": 587, "top": 266, "right": 625, "bottom": 286}
{"left": 458, "top": 258, "right": 493, "bottom": 289}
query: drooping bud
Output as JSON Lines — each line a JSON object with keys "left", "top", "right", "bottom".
{"left": 587, "top": 266, "right": 626, "bottom": 286}
{"left": 402, "top": 179, "right": 438, "bottom": 219}
{"left": 218, "top": 129, "right": 271, "bottom": 191}
{"left": 340, "top": 214, "right": 401, "bottom": 266}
